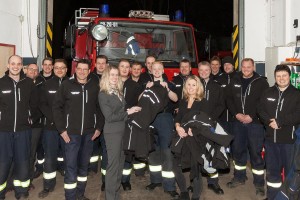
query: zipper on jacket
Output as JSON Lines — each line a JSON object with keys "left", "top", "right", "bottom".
{"left": 14, "top": 82, "right": 17, "bottom": 132}
{"left": 274, "top": 89, "right": 283, "bottom": 143}
{"left": 18, "top": 88, "right": 21, "bottom": 101}
{"left": 86, "top": 90, "right": 88, "bottom": 103}
{"left": 207, "top": 90, "right": 210, "bottom": 101}
{"left": 0, "top": 111, "right": 1, "bottom": 121}
{"left": 128, "top": 125, "right": 133, "bottom": 149}
{"left": 81, "top": 85, "right": 85, "bottom": 135}
{"left": 94, "top": 114, "right": 96, "bottom": 128}
{"left": 240, "top": 77, "right": 260, "bottom": 115}
{"left": 66, "top": 114, "right": 69, "bottom": 128}
{"left": 292, "top": 126, "right": 295, "bottom": 139}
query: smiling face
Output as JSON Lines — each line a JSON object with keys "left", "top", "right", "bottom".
{"left": 198, "top": 64, "right": 211, "bottom": 81}
{"left": 54, "top": 62, "right": 67, "bottom": 78}
{"left": 7, "top": 55, "right": 23, "bottom": 77}
{"left": 152, "top": 62, "right": 164, "bottom": 79}
{"left": 210, "top": 60, "right": 221, "bottom": 75}
{"left": 275, "top": 70, "right": 290, "bottom": 89}
{"left": 185, "top": 78, "right": 197, "bottom": 97}
{"left": 145, "top": 56, "right": 155, "bottom": 72}
{"left": 26, "top": 64, "right": 39, "bottom": 80}
{"left": 241, "top": 60, "right": 255, "bottom": 78}
{"left": 109, "top": 68, "right": 119, "bottom": 87}
{"left": 95, "top": 58, "right": 107, "bottom": 74}
{"left": 42, "top": 60, "right": 53, "bottom": 75}
{"left": 131, "top": 64, "right": 142, "bottom": 79}
{"left": 180, "top": 61, "right": 191, "bottom": 76}
{"left": 75, "top": 63, "right": 90, "bottom": 83}
{"left": 118, "top": 60, "right": 130, "bottom": 78}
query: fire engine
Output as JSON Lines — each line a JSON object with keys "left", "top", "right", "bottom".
{"left": 64, "top": 6, "right": 199, "bottom": 80}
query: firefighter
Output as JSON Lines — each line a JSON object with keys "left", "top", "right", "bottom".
{"left": 258, "top": 65, "right": 300, "bottom": 200}
{"left": 198, "top": 61, "right": 225, "bottom": 195}
{"left": 34, "top": 57, "right": 55, "bottom": 179}
{"left": 89, "top": 55, "right": 108, "bottom": 193}
{"left": 38, "top": 59, "right": 69, "bottom": 198}
{"left": 25, "top": 63, "right": 46, "bottom": 189}
{"left": 145, "top": 61, "right": 179, "bottom": 198}
{"left": 118, "top": 59, "right": 144, "bottom": 191}
{"left": 52, "top": 59, "right": 104, "bottom": 200}
{"left": 226, "top": 58, "right": 269, "bottom": 196}
{"left": 0, "top": 55, "right": 38, "bottom": 200}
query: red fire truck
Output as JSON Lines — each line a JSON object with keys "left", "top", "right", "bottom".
{"left": 64, "top": 8, "right": 199, "bottom": 80}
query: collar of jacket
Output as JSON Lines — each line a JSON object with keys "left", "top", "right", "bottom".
{"left": 70, "top": 73, "right": 92, "bottom": 85}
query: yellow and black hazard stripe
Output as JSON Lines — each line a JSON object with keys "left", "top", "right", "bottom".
{"left": 232, "top": 25, "right": 238, "bottom": 70}
{"left": 46, "top": 22, "right": 53, "bottom": 57}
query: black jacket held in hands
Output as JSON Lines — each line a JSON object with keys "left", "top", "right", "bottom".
{"left": 258, "top": 84, "right": 300, "bottom": 144}
{"left": 227, "top": 72, "right": 269, "bottom": 123}
{"left": 39, "top": 75, "right": 68, "bottom": 131}
{"left": 52, "top": 75, "right": 104, "bottom": 135}
{"left": 0, "top": 73, "right": 38, "bottom": 132}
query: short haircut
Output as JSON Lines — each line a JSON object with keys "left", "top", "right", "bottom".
{"left": 274, "top": 65, "right": 291, "bottom": 76}
{"left": 96, "top": 55, "right": 108, "bottom": 63}
{"left": 42, "top": 57, "right": 53, "bottom": 65}
{"left": 54, "top": 59, "right": 67, "bottom": 66}
{"left": 198, "top": 61, "right": 211, "bottom": 68}
{"left": 180, "top": 58, "right": 191, "bottom": 66}
{"left": 8, "top": 55, "right": 22, "bottom": 64}
{"left": 241, "top": 58, "right": 254, "bottom": 66}
{"left": 131, "top": 62, "right": 142, "bottom": 68}
{"left": 210, "top": 56, "right": 221, "bottom": 64}
{"left": 145, "top": 55, "right": 156, "bottom": 62}
{"left": 118, "top": 59, "right": 130, "bottom": 66}
{"left": 76, "top": 59, "right": 91, "bottom": 69}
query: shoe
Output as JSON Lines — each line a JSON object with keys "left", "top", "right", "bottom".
{"left": 38, "top": 188, "right": 54, "bottom": 199}
{"left": 226, "top": 178, "right": 245, "bottom": 188}
{"left": 187, "top": 186, "right": 193, "bottom": 192}
{"left": 179, "top": 191, "right": 189, "bottom": 200}
{"left": 77, "top": 195, "right": 90, "bottom": 200}
{"left": 145, "top": 183, "right": 162, "bottom": 191}
{"left": 101, "top": 183, "right": 105, "bottom": 191}
{"left": 255, "top": 186, "right": 265, "bottom": 196}
{"left": 121, "top": 182, "right": 131, "bottom": 191}
{"left": 33, "top": 170, "right": 43, "bottom": 179}
{"left": 164, "top": 190, "right": 179, "bottom": 199}
{"left": 208, "top": 183, "right": 224, "bottom": 195}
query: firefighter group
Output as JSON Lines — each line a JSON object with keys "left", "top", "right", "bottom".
{"left": 0, "top": 54, "right": 300, "bottom": 200}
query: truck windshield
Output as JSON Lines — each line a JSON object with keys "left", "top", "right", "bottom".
{"left": 96, "top": 21, "right": 196, "bottom": 67}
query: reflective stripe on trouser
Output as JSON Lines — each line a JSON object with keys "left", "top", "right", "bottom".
{"left": 122, "top": 161, "right": 132, "bottom": 183}
{"left": 43, "top": 130, "right": 60, "bottom": 190}
{"left": 133, "top": 163, "right": 146, "bottom": 170}
{"left": 207, "top": 173, "right": 219, "bottom": 185}
{"left": 0, "top": 182, "right": 6, "bottom": 192}
{"left": 133, "top": 160, "right": 146, "bottom": 176}
{"left": 89, "top": 156, "right": 99, "bottom": 163}
{"left": 231, "top": 122, "right": 265, "bottom": 185}
{"left": 64, "top": 133, "right": 94, "bottom": 200}
{"left": 0, "top": 130, "right": 31, "bottom": 198}
{"left": 38, "top": 159, "right": 45, "bottom": 164}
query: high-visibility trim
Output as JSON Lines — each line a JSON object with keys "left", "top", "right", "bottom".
{"left": 38, "top": 159, "right": 45, "bottom": 164}
{"left": 77, "top": 176, "right": 87, "bottom": 182}
{"left": 122, "top": 169, "right": 132, "bottom": 175}
{"left": 149, "top": 165, "right": 162, "bottom": 172}
{"left": 57, "top": 157, "right": 64, "bottom": 162}
{"left": 209, "top": 173, "right": 219, "bottom": 178}
{"left": 233, "top": 162, "right": 246, "bottom": 170}
{"left": 43, "top": 172, "right": 56, "bottom": 179}
{"left": 100, "top": 156, "right": 103, "bottom": 160}
{"left": 161, "top": 171, "right": 175, "bottom": 178}
{"left": 267, "top": 181, "right": 282, "bottom": 188}
{"left": 0, "top": 182, "right": 7, "bottom": 192}
{"left": 13, "top": 179, "right": 30, "bottom": 188}
{"left": 64, "top": 183, "right": 77, "bottom": 189}
{"left": 133, "top": 163, "right": 146, "bottom": 169}
{"left": 252, "top": 169, "right": 264, "bottom": 175}
{"left": 90, "top": 156, "right": 99, "bottom": 163}
{"left": 101, "top": 169, "right": 106, "bottom": 175}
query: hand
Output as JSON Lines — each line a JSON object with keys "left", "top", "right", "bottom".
{"left": 174, "top": 108, "right": 179, "bottom": 114}
{"left": 61, "top": 131, "right": 70, "bottom": 143}
{"left": 91, "top": 129, "right": 101, "bottom": 141}
{"left": 127, "top": 106, "right": 142, "bottom": 115}
{"left": 176, "top": 126, "right": 188, "bottom": 138}
{"left": 146, "top": 82, "right": 154, "bottom": 88}
{"left": 236, "top": 113, "right": 245, "bottom": 123}
{"left": 269, "top": 118, "right": 279, "bottom": 129}
{"left": 243, "top": 115, "right": 253, "bottom": 124}
{"left": 187, "top": 128, "right": 193, "bottom": 136}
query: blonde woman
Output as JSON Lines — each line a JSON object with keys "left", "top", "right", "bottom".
{"left": 173, "top": 75, "right": 209, "bottom": 200}
{"left": 98, "top": 66, "right": 141, "bottom": 200}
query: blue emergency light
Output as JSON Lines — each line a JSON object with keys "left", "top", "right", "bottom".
{"left": 174, "top": 10, "right": 183, "bottom": 22}
{"left": 100, "top": 4, "right": 110, "bottom": 17}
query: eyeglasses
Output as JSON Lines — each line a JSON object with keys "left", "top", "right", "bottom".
{"left": 54, "top": 67, "right": 66, "bottom": 70}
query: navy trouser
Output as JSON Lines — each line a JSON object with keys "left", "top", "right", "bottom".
{"left": 29, "top": 127, "right": 43, "bottom": 179}
{"left": 231, "top": 122, "right": 265, "bottom": 186}
{"left": 265, "top": 140, "right": 295, "bottom": 200}
{"left": 0, "top": 130, "right": 31, "bottom": 199}
{"left": 99, "top": 134, "right": 107, "bottom": 183}
{"left": 57, "top": 138, "right": 65, "bottom": 171}
{"left": 88, "top": 136, "right": 101, "bottom": 173}
{"left": 35, "top": 132, "right": 45, "bottom": 172}
{"left": 42, "top": 130, "right": 60, "bottom": 190}
{"left": 148, "top": 113, "right": 176, "bottom": 191}
{"left": 64, "top": 133, "right": 94, "bottom": 200}
{"left": 121, "top": 159, "right": 146, "bottom": 183}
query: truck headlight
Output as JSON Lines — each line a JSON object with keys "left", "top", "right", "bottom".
{"left": 90, "top": 25, "right": 108, "bottom": 41}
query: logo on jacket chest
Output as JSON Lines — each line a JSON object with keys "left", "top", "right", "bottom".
{"left": 267, "top": 98, "right": 276, "bottom": 102}
{"left": 71, "top": 91, "right": 80, "bottom": 95}
{"left": 1, "top": 90, "right": 12, "bottom": 94}
{"left": 48, "top": 90, "right": 57, "bottom": 94}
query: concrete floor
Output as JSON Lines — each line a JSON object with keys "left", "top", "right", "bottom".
{"left": 5, "top": 165, "right": 266, "bottom": 200}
